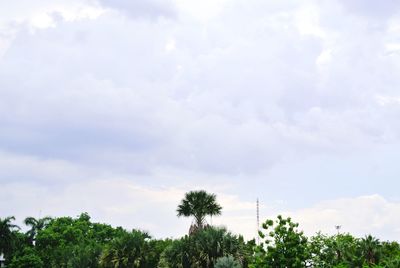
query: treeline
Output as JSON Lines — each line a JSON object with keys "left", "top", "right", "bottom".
{"left": 1, "top": 213, "right": 400, "bottom": 267}
{"left": 2, "top": 213, "right": 251, "bottom": 267}
{"left": 2, "top": 190, "right": 400, "bottom": 267}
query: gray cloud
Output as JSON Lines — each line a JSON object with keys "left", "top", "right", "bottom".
{"left": 1, "top": 1, "right": 400, "bottom": 175}
{"left": 1, "top": 0, "right": 400, "bottom": 238}
{"left": 97, "top": 0, "right": 176, "bottom": 19}
{"left": 337, "top": 0, "right": 400, "bottom": 19}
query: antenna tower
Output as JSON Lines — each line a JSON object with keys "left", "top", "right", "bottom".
{"left": 256, "top": 198, "right": 260, "bottom": 245}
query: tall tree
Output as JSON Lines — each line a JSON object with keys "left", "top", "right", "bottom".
{"left": 177, "top": 190, "right": 222, "bottom": 232}
{"left": 0, "top": 216, "right": 20, "bottom": 260}
{"left": 360, "top": 235, "right": 381, "bottom": 266}
{"left": 24, "top": 217, "right": 52, "bottom": 245}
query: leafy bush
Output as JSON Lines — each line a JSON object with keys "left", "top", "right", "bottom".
{"left": 8, "top": 247, "right": 43, "bottom": 268}
{"left": 215, "top": 255, "right": 241, "bottom": 268}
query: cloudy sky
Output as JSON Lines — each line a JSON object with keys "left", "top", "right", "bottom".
{"left": 1, "top": 0, "right": 400, "bottom": 240}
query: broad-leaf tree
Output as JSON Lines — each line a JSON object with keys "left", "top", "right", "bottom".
{"left": 35, "top": 213, "right": 114, "bottom": 268}
{"left": 7, "top": 247, "right": 43, "bottom": 268}
{"left": 251, "top": 215, "right": 310, "bottom": 268}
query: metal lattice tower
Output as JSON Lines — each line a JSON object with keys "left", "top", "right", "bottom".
{"left": 256, "top": 198, "right": 260, "bottom": 245}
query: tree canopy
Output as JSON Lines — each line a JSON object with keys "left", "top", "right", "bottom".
{"left": 177, "top": 190, "right": 222, "bottom": 233}
{"left": 2, "top": 191, "right": 400, "bottom": 268}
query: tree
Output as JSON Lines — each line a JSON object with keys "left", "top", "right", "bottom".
{"left": 251, "top": 215, "right": 310, "bottom": 268}
{"left": 158, "top": 238, "right": 192, "bottom": 268}
{"left": 24, "top": 217, "right": 52, "bottom": 245}
{"left": 191, "top": 226, "right": 239, "bottom": 267}
{"left": 360, "top": 235, "right": 381, "bottom": 266}
{"left": 331, "top": 233, "right": 362, "bottom": 267}
{"left": 99, "top": 230, "right": 151, "bottom": 268}
{"left": 309, "top": 232, "right": 362, "bottom": 267}
{"left": 35, "top": 213, "right": 115, "bottom": 268}
{"left": 143, "top": 239, "right": 172, "bottom": 267}
{"left": 380, "top": 241, "right": 400, "bottom": 267}
{"left": 177, "top": 190, "right": 222, "bottom": 232}
{"left": 159, "top": 226, "right": 250, "bottom": 268}
{"left": 0, "top": 216, "right": 20, "bottom": 260}
{"left": 8, "top": 247, "right": 43, "bottom": 268}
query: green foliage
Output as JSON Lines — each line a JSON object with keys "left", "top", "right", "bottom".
{"left": 144, "top": 239, "right": 172, "bottom": 267}
{"left": 0, "top": 216, "right": 20, "bottom": 259}
{"left": 35, "top": 213, "right": 117, "bottom": 268}
{"left": 177, "top": 190, "right": 222, "bottom": 231}
{"left": 251, "top": 215, "right": 310, "bottom": 268}
{"left": 380, "top": 241, "right": 400, "bottom": 267}
{"left": 158, "top": 239, "right": 191, "bottom": 268}
{"left": 309, "top": 232, "right": 392, "bottom": 267}
{"left": 8, "top": 247, "right": 43, "bottom": 268}
{"left": 159, "top": 226, "right": 251, "bottom": 268}
{"left": 215, "top": 256, "right": 242, "bottom": 268}
{"left": 3, "top": 196, "right": 400, "bottom": 268}
{"left": 99, "top": 229, "right": 151, "bottom": 268}
{"left": 24, "top": 217, "right": 52, "bottom": 245}
{"left": 360, "top": 235, "right": 381, "bottom": 266}
{"left": 309, "top": 232, "right": 357, "bottom": 267}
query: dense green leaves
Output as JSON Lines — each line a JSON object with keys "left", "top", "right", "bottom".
{"left": 8, "top": 247, "right": 43, "bottom": 268}
{"left": 0, "top": 216, "right": 20, "bottom": 260}
{"left": 24, "top": 217, "right": 52, "bottom": 245}
{"left": 3, "top": 192, "right": 400, "bottom": 268}
{"left": 3, "top": 213, "right": 400, "bottom": 268}
{"left": 177, "top": 190, "right": 222, "bottom": 232}
{"left": 99, "top": 230, "right": 152, "bottom": 268}
{"left": 251, "top": 215, "right": 310, "bottom": 268}
{"left": 309, "top": 232, "right": 388, "bottom": 267}
{"left": 35, "top": 213, "right": 111, "bottom": 267}
{"left": 159, "top": 226, "right": 252, "bottom": 268}
{"left": 215, "top": 256, "right": 241, "bottom": 268}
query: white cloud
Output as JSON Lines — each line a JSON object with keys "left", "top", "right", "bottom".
{"left": 1, "top": 0, "right": 400, "bottom": 240}
{"left": 0, "top": 176, "right": 255, "bottom": 238}
{"left": 97, "top": 0, "right": 176, "bottom": 19}
{"left": 1, "top": 153, "right": 400, "bottom": 241}
{"left": 165, "top": 38, "right": 176, "bottom": 52}
{"left": 218, "top": 194, "right": 400, "bottom": 241}
{"left": 174, "top": 0, "right": 229, "bottom": 22}
{"left": 287, "top": 195, "right": 400, "bottom": 241}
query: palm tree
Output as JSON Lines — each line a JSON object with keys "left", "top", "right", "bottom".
{"left": 360, "top": 235, "right": 381, "bottom": 265}
{"left": 0, "top": 216, "right": 20, "bottom": 258}
{"left": 177, "top": 190, "right": 222, "bottom": 233}
{"left": 99, "top": 230, "right": 151, "bottom": 268}
{"left": 24, "top": 216, "right": 52, "bottom": 244}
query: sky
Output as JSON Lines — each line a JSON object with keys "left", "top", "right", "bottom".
{"left": 1, "top": 0, "right": 400, "bottom": 240}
